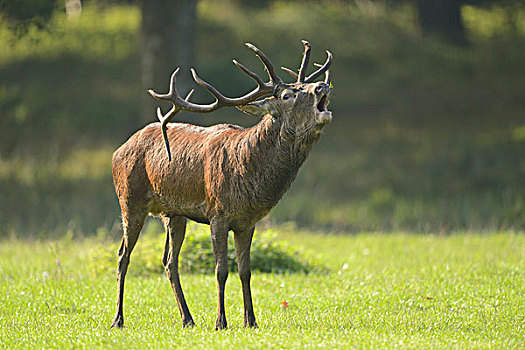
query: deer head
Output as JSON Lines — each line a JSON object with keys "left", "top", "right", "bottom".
{"left": 238, "top": 41, "right": 332, "bottom": 139}
{"left": 148, "top": 40, "right": 332, "bottom": 160}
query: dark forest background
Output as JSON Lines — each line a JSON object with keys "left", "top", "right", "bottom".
{"left": 1, "top": 0, "right": 524, "bottom": 237}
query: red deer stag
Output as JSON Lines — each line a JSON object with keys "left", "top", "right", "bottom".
{"left": 111, "top": 40, "right": 333, "bottom": 330}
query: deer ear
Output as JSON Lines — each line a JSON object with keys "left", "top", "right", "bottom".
{"left": 237, "top": 97, "right": 278, "bottom": 118}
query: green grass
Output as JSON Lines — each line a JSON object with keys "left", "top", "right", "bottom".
{"left": 1, "top": 229, "right": 524, "bottom": 349}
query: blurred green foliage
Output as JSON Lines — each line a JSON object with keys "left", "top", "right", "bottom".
{"left": 88, "top": 221, "right": 325, "bottom": 276}
{"left": 0, "top": 0, "right": 58, "bottom": 33}
{"left": 0, "top": 1, "right": 525, "bottom": 236}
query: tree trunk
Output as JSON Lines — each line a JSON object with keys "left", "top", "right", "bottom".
{"left": 140, "top": 0, "right": 196, "bottom": 124}
{"left": 417, "top": 0, "right": 467, "bottom": 45}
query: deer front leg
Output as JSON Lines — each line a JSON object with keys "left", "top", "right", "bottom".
{"left": 161, "top": 215, "right": 195, "bottom": 328}
{"left": 210, "top": 217, "right": 229, "bottom": 330}
{"left": 234, "top": 227, "right": 257, "bottom": 328}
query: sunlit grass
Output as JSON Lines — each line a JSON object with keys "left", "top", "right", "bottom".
{"left": 0, "top": 231, "right": 524, "bottom": 348}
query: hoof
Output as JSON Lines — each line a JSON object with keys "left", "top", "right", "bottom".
{"left": 111, "top": 315, "right": 124, "bottom": 329}
{"left": 215, "top": 323, "right": 227, "bottom": 330}
{"left": 182, "top": 319, "right": 196, "bottom": 328}
{"left": 215, "top": 315, "right": 227, "bottom": 330}
{"left": 244, "top": 314, "right": 258, "bottom": 329}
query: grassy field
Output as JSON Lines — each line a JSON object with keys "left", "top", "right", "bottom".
{"left": 1, "top": 229, "right": 524, "bottom": 349}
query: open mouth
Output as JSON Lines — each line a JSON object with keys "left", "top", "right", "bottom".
{"left": 316, "top": 94, "right": 329, "bottom": 112}
{"left": 315, "top": 93, "right": 332, "bottom": 126}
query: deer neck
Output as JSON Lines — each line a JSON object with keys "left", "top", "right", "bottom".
{"left": 238, "top": 114, "right": 318, "bottom": 207}
{"left": 257, "top": 113, "right": 317, "bottom": 165}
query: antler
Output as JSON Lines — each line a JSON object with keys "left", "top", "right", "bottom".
{"left": 149, "top": 41, "right": 332, "bottom": 161}
{"left": 148, "top": 43, "right": 283, "bottom": 161}
{"left": 305, "top": 51, "right": 332, "bottom": 83}
{"left": 148, "top": 43, "right": 280, "bottom": 115}
{"left": 281, "top": 63, "right": 331, "bottom": 85}
{"left": 314, "top": 63, "right": 331, "bottom": 85}
{"left": 297, "top": 40, "right": 311, "bottom": 83}
{"left": 156, "top": 86, "right": 194, "bottom": 162}
{"left": 281, "top": 40, "right": 332, "bottom": 84}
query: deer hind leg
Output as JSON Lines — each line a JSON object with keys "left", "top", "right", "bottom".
{"left": 234, "top": 227, "right": 258, "bottom": 328}
{"left": 111, "top": 202, "right": 148, "bottom": 329}
{"left": 161, "top": 215, "right": 195, "bottom": 327}
{"left": 210, "top": 217, "right": 229, "bottom": 330}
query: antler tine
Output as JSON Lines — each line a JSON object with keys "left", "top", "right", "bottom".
{"left": 280, "top": 66, "right": 298, "bottom": 80}
{"left": 324, "top": 69, "right": 331, "bottom": 85}
{"left": 157, "top": 89, "right": 195, "bottom": 161}
{"left": 185, "top": 88, "right": 195, "bottom": 101}
{"left": 314, "top": 63, "right": 331, "bottom": 85}
{"left": 190, "top": 68, "right": 229, "bottom": 107}
{"left": 245, "top": 43, "right": 282, "bottom": 84}
{"left": 233, "top": 59, "right": 266, "bottom": 88}
{"left": 148, "top": 67, "right": 180, "bottom": 102}
{"left": 305, "top": 51, "right": 333, "bottom": 83}
{"left": 157, "top": 107, "right": 173, "bottom": 161}
{"left": 155, "top": 87, "right": 194, "bottom": 128}
{"left": 191, "top": 68, "right": 273, "bottom": 108}
{"left": 297, "top": 40, "right": 311, "bottom": 83}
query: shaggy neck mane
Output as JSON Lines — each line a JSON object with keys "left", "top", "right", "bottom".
{"left": 231, "top": 114, "right": 317, "bottom": 210}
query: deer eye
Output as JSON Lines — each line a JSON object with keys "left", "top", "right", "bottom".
{"left": 282, "top": 94, "right": 292, "bottom": 100}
